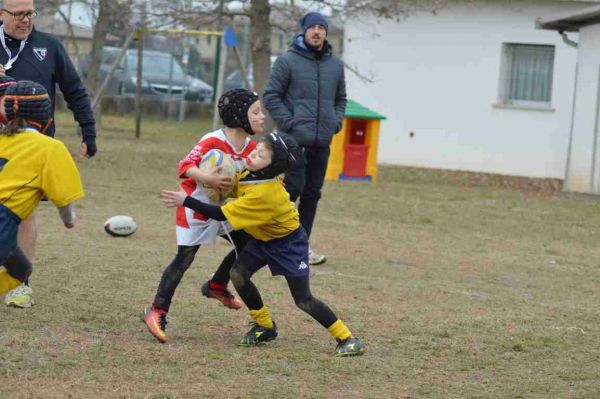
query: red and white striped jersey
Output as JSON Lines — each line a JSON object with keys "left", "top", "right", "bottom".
{"left": 176, "top": 129, "right": 256, "bottom": 231}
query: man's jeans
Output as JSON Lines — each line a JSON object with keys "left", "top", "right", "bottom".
{"left": 283, "top": 146, "right": 330, "bottom": 238}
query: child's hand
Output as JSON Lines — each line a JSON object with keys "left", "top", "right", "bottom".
{"left": 204, "top": 166, "right": 233, "bottom": 193}
{"left": 162, "top": 189, "right": 187, "bottom": 208}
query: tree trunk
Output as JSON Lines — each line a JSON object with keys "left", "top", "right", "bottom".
{"left": 86, "top": 0, "right": 115, "bottom": 122}
{"left": 249, "top": 0, "right": 271, "bottom": 96}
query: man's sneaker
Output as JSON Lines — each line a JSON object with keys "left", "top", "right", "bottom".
{"left": 238, "top": 322, "right": 278, "bottom": 346}
{"left": 334, "top": 337, "right": 365, "bottom": 357}
{"left": 308, "top": 248, "right": 327, "bottom": 265}
{"left": 201, "top": 281, "right": 243, "bottom": 310}
{"left": 4, "top": 283, "right": 34, "bottom": 308}
{"left": 143, "top": 305, "right": 168, "bottom": 343}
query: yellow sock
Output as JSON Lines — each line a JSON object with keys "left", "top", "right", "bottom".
{"left": 327, "top": 319, "right": 352, "bottom": 341}
{"left": 0, "top": 268, "right": 23, "bottom": 296}
{"left": 249, "top": 305, "right": 273, "bottom": 328}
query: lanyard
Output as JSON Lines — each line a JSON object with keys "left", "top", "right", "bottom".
{"left": 0, "top": 26, "right": 27, "bottom": 70}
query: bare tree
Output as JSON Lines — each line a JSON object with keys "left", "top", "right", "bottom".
{"left": 58, "top": 0, "right": 454, "bottom": 100}
{"left": 248, "top": 0, "right": 271, "bottom": 95}
{"left": 86, "top": 0, "right": 120, "bottom": 100}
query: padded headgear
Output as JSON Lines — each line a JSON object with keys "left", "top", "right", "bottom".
{"left": 0, "top": 75, "right": 17, "bottom": 97}
{"left": 255, "top": 132, "right": 302, "bottom": 179}
{"left": 218, "top": 88, "right": 259, "bottom": 135}
{"left": 3, "top": 80, "right": 51, "bottom": 132}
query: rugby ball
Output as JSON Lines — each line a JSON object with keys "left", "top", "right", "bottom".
{"left": 198, "top": 149, "right": 237, "bottom": 202}
{"left": 104, "top": 215, "right": 137, "bottom": 237}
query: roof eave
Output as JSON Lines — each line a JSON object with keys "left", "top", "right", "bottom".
{"left": 536, "top": 5, "right": 600, "bottom": 31}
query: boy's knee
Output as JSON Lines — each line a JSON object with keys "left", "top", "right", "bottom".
{"left": 294, "top": 296, "right": 315, "bottom": 314}
{"left": 229, "top": 266, "right": 245, "bottom": 287}
{"left": 173, "top": 246, "right": 198, "bottom": 269}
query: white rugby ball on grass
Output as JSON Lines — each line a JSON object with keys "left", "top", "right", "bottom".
{"left": 104, "top": 215, "right": 137, "bottom": 237}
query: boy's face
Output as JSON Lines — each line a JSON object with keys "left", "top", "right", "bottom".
{"left": 246, "top": 142, "right": 272, "bottom": 172}
{"left": 247, "top": 100, "right": 265, "bottom": 135}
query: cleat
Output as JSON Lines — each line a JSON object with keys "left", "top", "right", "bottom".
{"left": 334, "top": 337, "right": 365, "bottom": 357}
{"left": 201, "top": 281, "right": 243, "bottom": 310}
{"left": 238, "top": 322, "right": 278, "bottom": 346}
{"left": 4, "top": 283, "right": 34, "bottom": 308}
{"left": 143, "top": 304, "right": 168, "bottom": 343}
{"left": 308, "top": 248, "right": 326, "bottom": 265}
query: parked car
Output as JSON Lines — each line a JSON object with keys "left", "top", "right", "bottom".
{"left": 223, "top": 69, "right": 254, "bottom": 93}
{"left": 81, "top": 47, "right": 213, "bottom": 102}
{"left": 222, "top": 56, "right": 277, "bottom": 93}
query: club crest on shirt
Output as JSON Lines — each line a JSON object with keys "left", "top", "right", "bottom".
{"left": 0, "top": 158, "right": 8, "bottom": 172}
{"left": 33, "top": 47, "right": 47, "bottom": 61}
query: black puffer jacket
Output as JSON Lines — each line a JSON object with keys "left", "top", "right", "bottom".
{"left": 263, "top": 34, "right": 347, "bottom": 148}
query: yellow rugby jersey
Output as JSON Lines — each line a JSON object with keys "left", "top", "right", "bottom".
{"left": 0, "top": 129, "right": 84, "bottom": 220}
{"left": 222, "top": 175, "right": 299, "bottom": 242}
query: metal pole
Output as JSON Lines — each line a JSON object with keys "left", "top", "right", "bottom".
{"left": 179, "top": 40, "right": 190, "bottom": 125}
{"left": 211, "top": 34, "right": 221, "bottom": 104}
{"left": 135, "top": 28, "right": 144, "bottom": 139}
{"left": 232, "top": 46, "right": 250, "bottom": 89}
{"left": 212, "top": 34, "right": 227, "bottom": 130}
{"left": 168, "top": 52, "right": 174, "bottom": 97}
{"left": 92, "top": 31, "right": 136, "bottom": 110}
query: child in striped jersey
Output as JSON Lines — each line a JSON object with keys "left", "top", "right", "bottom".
{"left": 143, "top": 89, "right": 263, "bottom": 343}
{"left": 162, "top": 132, "right": 365, "bottom": 357}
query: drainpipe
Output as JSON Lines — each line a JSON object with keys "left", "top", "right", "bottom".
{"left": 591, "top": 66, "right": 600, "bottom": 193}
{"left": 559, "top": 30, "right": 579, "bottom": 192}
{"left": 560, "top": 31, "right": 578, "bottom": 48}
{"left": 563, "top": 63, "right": 578, "bottom": 192}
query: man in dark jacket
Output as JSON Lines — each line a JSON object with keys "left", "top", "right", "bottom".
{"left": 263, "top": 11, "right": 346, "bottom": 265}
{"left": 0, "top": 0, "right": 96, "bottom": 307}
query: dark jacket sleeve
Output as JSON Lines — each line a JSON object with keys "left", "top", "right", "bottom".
{"left": 334, "top": 66, "right": 347, "bottom": 131}
{"left": 183, "top": 196, "right": 227, "bottom": 221}
{"left": 55, "top": 40, "right": 96, "bottom": 138}
{"left": 263, "top": 56, "right": 295, "bottom": 132}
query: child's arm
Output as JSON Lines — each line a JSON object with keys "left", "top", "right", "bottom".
{"left": 184, "top": 166, "right": 232, "bottom": 194}
{"left": 178, "top": 139, "right": 232, "bottom": 193}
{"left": 57, "top": 204, "right": 76, "bottom": 228}
{"left": 162, "top": 190, "right": 227, "bottom": 221}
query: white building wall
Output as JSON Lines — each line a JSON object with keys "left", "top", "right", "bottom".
{"left": 566, "top": 23, "right": 600, "bottom": 192}
{"left": 343, "top": 0, "right": 592, "bottom": 178}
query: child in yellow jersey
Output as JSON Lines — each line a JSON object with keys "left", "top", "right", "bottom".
{"left": 162, "top": 132, "right": 365, "bottom": 357}
{"left": 0, "top": 81, "right": 84, "bottom": 296}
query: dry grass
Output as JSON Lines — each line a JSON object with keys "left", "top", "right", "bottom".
{"left": 1, "top": 112, "right": 600, "bottom": 398}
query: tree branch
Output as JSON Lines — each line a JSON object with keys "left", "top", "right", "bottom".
{"left": 343, "top": 61, "right": 374, "bottom": 84}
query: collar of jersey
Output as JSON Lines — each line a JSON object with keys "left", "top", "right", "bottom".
{"left": 238, "top": 170, "right": 277, "bottom": 184}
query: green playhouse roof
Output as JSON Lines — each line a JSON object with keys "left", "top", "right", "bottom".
{"left": 344, "top": 100, "right": 386, "bottom": 120}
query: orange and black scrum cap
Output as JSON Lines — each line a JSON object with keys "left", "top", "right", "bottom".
{"left": 0, "top": 75, "right": 17, "bottom": 97}
{"left": 3, "top": 80, "right": 51, "bottom": 130}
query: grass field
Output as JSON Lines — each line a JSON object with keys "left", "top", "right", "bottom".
{"left": 1, "top": 112, "right": 600, "bottom": 398}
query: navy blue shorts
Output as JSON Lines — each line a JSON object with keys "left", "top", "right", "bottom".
{"left": 243, "top": 227, "right": 310, "bottom": 278}
{"left": 0, "top": 204, "right": 20, "bottom": 265}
